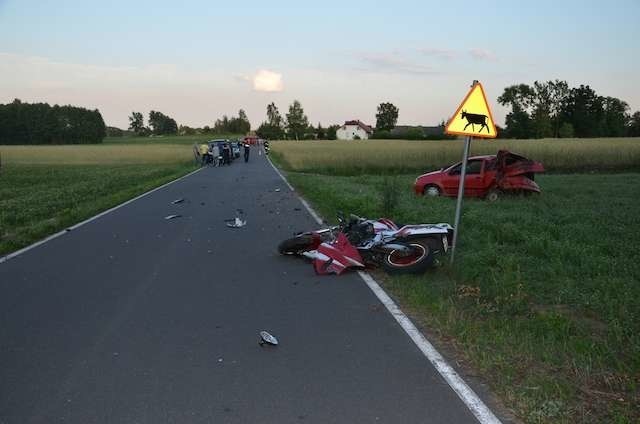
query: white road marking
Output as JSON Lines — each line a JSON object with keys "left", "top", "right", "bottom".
{"left": 268, "top": 156, "right": 502, "bottom": 424}
{"left": 0, "top": 167, "right": 203, "bottom": 264}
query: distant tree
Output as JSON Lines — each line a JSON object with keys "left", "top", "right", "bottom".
{"left": 326, "top": 124, "right": 339, "bottom": 140}
{"left": 498, "top": 84, "right": 535, "bottom": 138}
{"left": 602, "top": 97, "right": 629, "bottom": 137}
{"left": 202, "top": 125, "right": 211, "bottom": 134}
{"left": 406, "top": 128, "right": 424, "bottom": 140}
{"left": 179, "top": 125, "right": 196, "bottom": 136}
{"left": 316, "top": 122, "right": 326, "bottom": 139}
{"left": 149, "top": 110, "right": 178, "bottom": 135}
{"left": 371, "top": 130, "right": 391, "bottom": 139}
{"left": 375, "top": 102, "right": 399, "bottom": 131}
{"left": 106, "top": 126, "right": 124, "bottom": 137}
{"left": 561, "top": 85, "right": 605, "bottom": 138}
{"left": 0, "top": 99, "right": 106, "bottom": 144}
{"left": 237, "top": 109, "right": 251, "bottom": 133}
{"left": 546, "top": 80, "right": 570, "bottom": 137}
{"left": 285, "top": 100, "right": 309, "bottom": 140}
{"left": 266, "top": 102, "right": 283, "bottom": 127}
{"left": 128, "top": 111, "right": 145, "bottom": 135}
{"left": 628, "top": 111, "right": 640, "bottom": 137}
{"left": 256, "top": 103, "right": 285, "bottom": 140}
{"left": 256, "top": 122, "right": 284, "bottom": 140}
{"left": 558, "top": 122, "right": 575, "bottom": 138}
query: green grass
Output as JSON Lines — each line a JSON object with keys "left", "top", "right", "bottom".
{"left": 270, "top": 138, "right": 640, "bottom": 175}
{"left": 283, "top": 171, "right": 640, "bottom": 423}
{"left": 0, "top": 163, "right": 195, "bottom": 255}
{"left": 0, "top": 141, "right": 197, "bottom": 255}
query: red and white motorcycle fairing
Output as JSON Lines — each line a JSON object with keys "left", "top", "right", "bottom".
{"left": 311, "top": 233, "right": 365, "bottom": 275}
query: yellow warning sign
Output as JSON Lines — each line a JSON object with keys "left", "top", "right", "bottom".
{"left": 445, "top": 82, "right": 497, "bottom": 139}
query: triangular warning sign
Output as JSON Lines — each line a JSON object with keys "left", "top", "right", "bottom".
{"left": 445, "top": 82, "right": 497, "bottom": 139}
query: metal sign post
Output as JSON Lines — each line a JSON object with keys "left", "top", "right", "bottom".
{"left": 450, "top": 135, "right": 472, "bottom": 264}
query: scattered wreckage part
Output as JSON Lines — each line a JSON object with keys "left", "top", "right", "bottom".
{"left": 164, "top": 214, "right": 182, "bottom": 220}
{"left": 225, "top": 218, "right": 246, "bottom": 228}
{"left": 171, "top": 198, "right": 185, "bottom": 204}
{"left": 225, "top": 209, "right": 247, "bottom": 228}
{"left": 259, "top": 331, "right": 278, "bottom": 346}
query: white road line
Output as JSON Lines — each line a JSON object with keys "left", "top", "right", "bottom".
{"left": 0, "top": 167, "right": 203, "bottom": 264}
{"left": 267, "top": 156, "right": 502, "bottom": 424}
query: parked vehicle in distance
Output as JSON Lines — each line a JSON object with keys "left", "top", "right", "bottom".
{"left": 414, "top": 150, "right": 545, "bottom": 201}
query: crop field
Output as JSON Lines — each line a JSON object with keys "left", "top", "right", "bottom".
{"left": 270, "top": 138, "right": 640, "bottom": 175}
{"left": 1, "top": 144, "right": 194, "bottom": 165}
{"left": 0, "top": 145, "right": 195, "bottom": 255}
{"left": 270, "top": 139, "right": 640, "bottom": 423}
{"left": 104, "top": 134, "right": 242, "bottom": 145}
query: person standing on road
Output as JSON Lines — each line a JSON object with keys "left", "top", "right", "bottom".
{"left": 243, "top": 143, "right": 250, "bottom": 163}
{"left": 211, "top": 143, "right": 220, "bottom": 167}
{"left": 222, "top": 143, "right": 231, "bottom": 165}
{"left": 199, "top": 143, "right": 209, "bottom": 166}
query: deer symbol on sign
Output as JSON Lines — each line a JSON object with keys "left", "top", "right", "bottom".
{"left": 460, "top": 110, "right": 489, "bottom": 133}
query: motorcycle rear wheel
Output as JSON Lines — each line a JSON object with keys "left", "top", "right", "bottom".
{"left": 278, "top": 235, "right": 315, "bottom": 255}
{"left": 382, "top": 240, "right": 435, "bottom": 274}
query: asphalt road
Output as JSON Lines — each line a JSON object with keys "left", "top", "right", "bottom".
{"left": 0, "top": 151, "right": 482, "bottom": 423}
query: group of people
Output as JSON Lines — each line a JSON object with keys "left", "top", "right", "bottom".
{"left": 197, "top": 140, "right": 252, "bottom": 167}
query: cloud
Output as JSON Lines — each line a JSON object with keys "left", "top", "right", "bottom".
{"left": 419, "top": 47, "right": 456, "bottom": 60}
{"left": 469, "top": 48, "right": 497, "bottom": 62}
{"left": 356, "top": 52, "right": 436, "bottom": 75}
{"left": 252, "top": 69, "right": 283, "bottom": 92}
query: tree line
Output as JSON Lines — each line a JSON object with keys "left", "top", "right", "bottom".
{"left": 128, "top": 110, "right": 178, "bottom": 136}
{"left": 498, "top": 80, "right": 640, "bottom": 138}
{"left": 0, "top": 99, "right": 106, "bottom": 144}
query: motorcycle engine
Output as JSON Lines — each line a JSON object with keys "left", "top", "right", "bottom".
{"left": 346, "top": 222, "right": 375, "bottom": 246}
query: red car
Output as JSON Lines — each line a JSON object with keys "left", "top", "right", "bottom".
{"left": 414, "top": 150, "right": 544, "bottom": 201}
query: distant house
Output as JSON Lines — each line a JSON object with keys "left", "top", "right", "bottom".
{"left": 336, "top": 120, "right": 373, "bottom": 140}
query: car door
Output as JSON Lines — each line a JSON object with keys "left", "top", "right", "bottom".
{"left": 441, "top": 163, "right": 462, "bottom": 196}
{"left": 441, "top": 160, "right": 484, "bottom": 196}
{"left": 463, "top": 159, "right": 485, "bottom": 196}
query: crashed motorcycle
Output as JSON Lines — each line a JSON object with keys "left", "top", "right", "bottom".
{"left": 278, "top": 212, "right": 453, "bottom": 275}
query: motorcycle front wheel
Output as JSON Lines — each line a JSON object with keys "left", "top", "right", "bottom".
{"left": 381, "top": 240, "right": 435, "bottom": 275}
{"left": 278, "top": 235, "right": 315, "bottom": 255}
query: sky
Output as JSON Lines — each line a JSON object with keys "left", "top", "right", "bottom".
{"left": 1, "top": 0, "right": 639, "bottom": 129}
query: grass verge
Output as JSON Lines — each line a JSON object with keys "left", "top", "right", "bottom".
{"left": 283, "top": 170, "right": 639, "bottom": 423}
{"left": 0, "top": 163, "right": 194, "bottom": 255}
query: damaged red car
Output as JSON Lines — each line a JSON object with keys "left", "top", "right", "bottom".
{"left": 414, "top": 150, "right": 544, "bottom": 201}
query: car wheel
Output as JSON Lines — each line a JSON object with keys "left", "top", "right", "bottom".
{"left": 486, "top": 188, "right": 501, "bottom": 202}
{"left": 424, "top": 185, "right": 441, "bottom": 197}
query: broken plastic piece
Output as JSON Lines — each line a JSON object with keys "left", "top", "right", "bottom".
{"left": 259, "top": 331, "right": 278, "bottom": 346}
{"left": 226, "top": 218, "right": 246, "bottom": 228}
{"left": 164, "top": 214, "right": 182, "bottom": 220}
{"left": 225, "top": 209, "right": 246, "bottom": 228}
{"left": 274, "top": 188, "right": 281, "bottom": 192}
{"left": 171, "top": 198, "right": 185, "bottom": 204}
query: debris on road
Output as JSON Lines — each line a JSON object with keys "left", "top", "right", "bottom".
{"left": 225, "top": 209, "right": 246, "bottom": 228}
{"left": 171, "top": 198, "right": 185, "bottom": 204}
{"left": 259, "top": 331, "right": 278, "bottom": 346}
{"left": 164, "top": 214, "right": 182, "bottom": 220}
{"left": 274, "top": 188, "right": 281, "bottom": 192}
